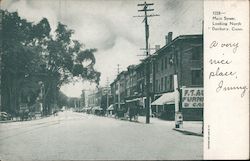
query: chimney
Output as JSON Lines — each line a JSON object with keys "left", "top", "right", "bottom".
{"left": 165, "top": 32, "right": 173, "bottom": 45}
{"left": 155, "top": 45, "right": 160, "bottom": 51}
{"left": 165, "top": 35, "right": 168, "bottom": 45}
{"left": 168, "top": 32, "right": 173, "bottom": 43}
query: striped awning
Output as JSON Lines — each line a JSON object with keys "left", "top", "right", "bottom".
{"left": 151, "top": 92, "right": 175, "bottom": 105}
{"left": 107, "top": 104, "right": 114, "bottom": 110}
{"left": 92, "top": 106, "right": 102, "bottom": 110}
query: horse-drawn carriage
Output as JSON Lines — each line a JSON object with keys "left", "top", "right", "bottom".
{"left": 115, "top": 106, "right": 139, "bottom": 121}
{"left": 127, "top": 107, "right": 139, "bottom": 121}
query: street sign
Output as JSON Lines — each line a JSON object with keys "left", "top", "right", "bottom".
{"left": 182, "top": 87, "right": 204, "bottom": 108}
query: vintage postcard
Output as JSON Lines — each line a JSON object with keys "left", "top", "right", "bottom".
{"left": 0, "top": 0, "right": 248, "bottom": 160}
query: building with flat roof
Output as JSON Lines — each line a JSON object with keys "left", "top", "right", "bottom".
{"left": 109, "top": 33, "right": 203, "bottom": 121}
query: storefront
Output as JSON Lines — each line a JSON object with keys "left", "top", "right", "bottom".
{"left": 151, "top": 92, "right": 175, "bottom": 120}
{"left": 181, "top": 87, "right": 203, "bottom": 121}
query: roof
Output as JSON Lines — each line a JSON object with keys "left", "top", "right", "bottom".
{"left": 110, "top": 34, "right": 203, "bottom": 84}
{"left": 142, "top": 34, "right": 203, "bottom": 62}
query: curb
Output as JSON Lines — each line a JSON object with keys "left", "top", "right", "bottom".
{"left": 173, "top": 128, "right": 203, "bottom": 137}
{"left": 0, "top": 120, "right": 19, "bottom": 123}
{"left": 0, "top": 116, "right": 47, "bottom": 124}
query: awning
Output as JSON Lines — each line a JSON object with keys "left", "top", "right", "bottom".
{"left": 114, "top": 103, "right": 125, "bottom": 105}
{"left": 107, "top": 104, "right": 114, "bottom": 110}
{"left": 125, "top": 98, "right": 140, "bottom": 103}
{"left": 92, "top": 106, "right": 102, "bottom": 111}
{"left": 151, "top": 92, "right": 175, "bottom": 105}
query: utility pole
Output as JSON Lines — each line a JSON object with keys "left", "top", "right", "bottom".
{"left": 135, "top": 1, "right": 159, "bottom": 124}
{"left": 117, "top": 64, "right": 121, "bottom": 110}
{"left": 0, "top": 2, "right": 2, "bottom": 112}
{"left": 106, "top": 78, "right": 109, "bottom": 111}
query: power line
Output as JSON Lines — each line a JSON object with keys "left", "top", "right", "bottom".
{"left": 134, "top": 1, "right": 159, "bottom": 124}
{"left": 134, "top": 1, "right": 159, "bottom": 57}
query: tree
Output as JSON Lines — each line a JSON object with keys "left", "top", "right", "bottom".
{"left": 1, "top": 11, "right": 42, "bottom": 115}
{"left": 1, "top": 10, "right": 101, "bottom": 116}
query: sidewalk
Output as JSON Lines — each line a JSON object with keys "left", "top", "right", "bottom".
{"left": 173, "top": 121, "right": 203, "bottom": 137}
{"left": 0, "top": 116, "right": 46, "bottom": 124}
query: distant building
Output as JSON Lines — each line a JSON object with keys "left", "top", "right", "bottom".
{"left": 80, "top": 90, "right": 85, "bottom": 108}
{"left": 87, "top": 87, "right": 108, "bottom": 115}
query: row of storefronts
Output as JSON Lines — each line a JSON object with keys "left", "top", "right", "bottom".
{"left": 88, "top": 33, "right": 203, "bottom": 121}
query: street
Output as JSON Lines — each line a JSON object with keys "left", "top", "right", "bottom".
{"left": 0, "top": 111, "right": 202, "bottom": 160}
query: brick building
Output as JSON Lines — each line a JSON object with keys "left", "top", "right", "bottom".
{"left": 109, "top": 33, "right": 203, "bottom": 121}
{"left": 150, "top": 33, "right": 203, "bottom": 121}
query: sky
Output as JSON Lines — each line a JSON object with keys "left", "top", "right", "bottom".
{"left": 2, "top": 0, "right": 203, "bottom": 97}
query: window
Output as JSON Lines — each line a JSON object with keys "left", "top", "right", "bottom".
{"left": 165, "top": 57, "right": 168, "bottom": 69}
{"left": 169, "top": 54, "right": 174, "bottom": 66}
{"left": 161, "top": 59, "right": 164, "bottom": 71}
{"left": 169, "top": 75, "right": 173, "bottom": 91}
{"left": 164, "top": 76, "right": 167, "bottom": 90}
{"left": 155, "top": 62, "right": 159, "bottom": 73}
{"left": 191, "top": 69, "right": 203, "bottom": 85}
{"left": 155, "top": 80, "right": 158, "bottom": 92}
{"left": 149, "top": 63, "right": 152, "bottom": 74}
{"left": 161, "top": 77, "right": 164, "bottom": 91}
{"left": 191, "top": 47, "right": 202, "bottom": 60}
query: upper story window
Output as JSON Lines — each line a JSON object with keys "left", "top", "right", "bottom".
{"left": 165, "top": 56, "right": 168, "bottom": 69}
{"left": 191, "top": 46, "right": 202, "bottom": 60}
{"left": 155, "top": 79, "right": 158, "bottom": 92}
{"left": 164, "top": 76, "right": 167, "bottom": 91}
{"left": 169, "top": 75, "right": 174, "bottom": 91}
{"left": 161, "top": 77, "right": 164, "bottom": 91}
{"left": 155, "top": 62, "right": 159, "bottom": 73}
{"left": 191, "top": 69, "right": 203, "bottom": 86}
{"left": 169, "top": 54, "right": 174, "bottom": 66}
{"left": 161, "top": 59, "right": 164, "bottom": 71}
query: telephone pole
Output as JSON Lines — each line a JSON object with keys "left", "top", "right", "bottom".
{"left": 106, "top": 78, "right": 109, "bottom": 111}
{"left": 117, "top": 64, "right": 121, "bottom": 110}
{"left": 0, "top": 2, "right": 2, "bottom": 112}
{"left": 135, "top": 1, "right": 159, "bottom": 124}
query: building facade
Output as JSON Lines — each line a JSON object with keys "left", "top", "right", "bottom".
{"left": 109, "top": 33, "right": 203, "bottom": 121}
{"left": 80, "top": 90, "right": 85, "bottom": 108}
{"left": 150, "top": 33, "right": 203, "bottom": 121}
{"left": 86, "top": 87, "right": 110, "bottom": 115}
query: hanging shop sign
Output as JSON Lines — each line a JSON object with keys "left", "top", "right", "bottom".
{"left": 182, "top": 87, "right": 204, "bottom": 108}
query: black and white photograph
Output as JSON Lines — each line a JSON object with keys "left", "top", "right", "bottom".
{"left": 3, "top": 0, "right": 244, "bottom": 160}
